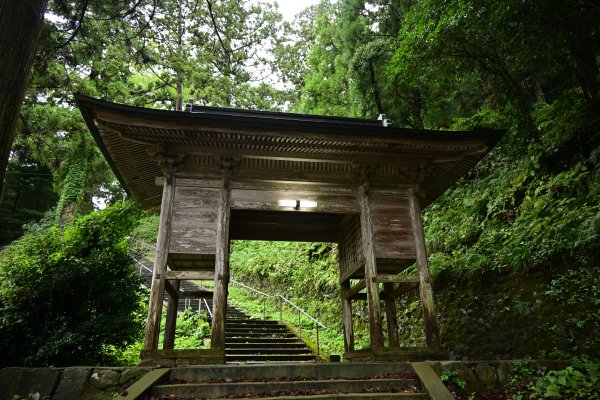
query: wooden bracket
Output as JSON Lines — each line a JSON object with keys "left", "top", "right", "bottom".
{"left": 350, "top": 163, "right": 375, "bottom": 183}
{"left": 147, "top": 144, "right": 185, "bottom": 174}
{"left": 215, "top": 155, "right": 241, "bottom": 176}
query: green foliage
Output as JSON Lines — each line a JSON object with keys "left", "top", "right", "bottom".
{"left": 508, "top": 358, "right": 600, "bottom": 399}
{"left": 0, "top": 202, "right": 144, "bottom": 367}
{"left": 530, "top": 366, "right": 598, "bottom": 399}
{"left": 0, "top": 149, "right": 57, "bottom": 246}
{"left": 231, "top": 241, "right": 339, "bottom": 298}
{"left": 108, "top": 307, "right": 211, "bottom": 366}
{"left": 509, "top": 360, "right": 545, "bottom": 386}
{"left": 172, "top": 308, "right": 211, "bottom": 349}
{"left": 425, "top": 112, "right": 600, "bottom": 279}
{"left": 440, "top": 368, "right": 466, "bottom": 390}
{"left": 7, "top": 0, "right": 289, "bottom": 237}
{"left": 541, "top": 268, "right": 600, "bottom": 355}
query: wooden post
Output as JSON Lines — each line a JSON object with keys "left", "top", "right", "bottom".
{"left": 144, "top": 175, "right": 176, "bottom": 350}
{"left": 408, "top": 188, "right": 441, "bottom": 351}
{"left": 383, "top": 283, "right": 400, "bottom": 347}
{"left": 211, "top": 177, "right": 231, "bottom": 350}
{"left": 163, "top": 280, "right": 180, "bottom": 350}
{"left": 340, "top": 280, "right": 355, "bottom": 352}
{"left": 358, "top": 183, "right": 384, "bottom": 349}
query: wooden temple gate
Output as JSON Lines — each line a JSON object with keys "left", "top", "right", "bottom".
{"left": 77, "top": 95, "right": 501, "bottom": 364}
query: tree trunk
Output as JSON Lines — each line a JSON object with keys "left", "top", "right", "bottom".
{"left": 0, "top": 0, "right": 48, "bottom": 198}
{"left": 369, "top": 64, "right": 384, "bottom": 115}
{"left": 409, "top": 88, "right": 424, "bottom": 129}
{"left": 176, "top": 81, "right": 183, "bottom": 111}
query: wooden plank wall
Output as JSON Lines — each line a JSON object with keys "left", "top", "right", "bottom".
{"left": 167, "top": 182, "right": 415, "bottom": 273}
{"left": 338, "top": 214, "right": 363, "bottom": 282}
{"left": 370, "top": 193, "right": 416, "bottom": 260}
{"left": 169, "top": 186, "right": 219, "bottom": 255}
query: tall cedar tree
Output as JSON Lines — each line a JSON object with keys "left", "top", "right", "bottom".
{"left": 0, "top": 1, "right": 48, "bottom": 199}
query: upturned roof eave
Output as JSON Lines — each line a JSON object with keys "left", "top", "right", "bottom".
{"left": 77, "top": 95, "right": 132, "bottom": 198}
{"left": 75, "top": 94, "right": 504, "bottom": 143}
{"left": 75, "top": 94, "right": 506, "bottom": 208}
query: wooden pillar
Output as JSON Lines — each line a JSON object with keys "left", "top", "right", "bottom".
{"left": 211, "top": 177, "right": 231, "bottom": 350}
{"left": 144, "top": 175, "right": 176, "bottom": 350}
{"left": 383, "top": 283, "right": 400, "bottom": 347}
{"left": 358, "top": 183, "right": 384, "bottom": 349}
{"left": 408, "top": 188, "right": 441, "bottom": 351}
{"left": 340, "top": 280, "right": 355, "bottom": 352}
{"left": 163, "top": 280, "right": 180, "bottom": 350}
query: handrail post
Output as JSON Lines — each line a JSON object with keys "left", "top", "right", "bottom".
{"left": 263, "top": 297, "right": 266, "bottom": 320}
{"left": 298, "top": 309, "right": 301, "bottom": 339}
{"left": 279, "top": 296, "right": 282, "bottom": 321}
{"left": 316, "top": 322, "right": 320, "bottom": 355}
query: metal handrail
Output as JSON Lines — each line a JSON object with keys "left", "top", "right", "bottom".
{"left": 231, "top": 279, "right": 325, "bottom": 328}
{"left": 134, "top": 258, "right": 153, "bottom": 274}
{"left": 129, "top": 238, "right": 157, "bottom": 252}
{"left": 230, "top": 279, "right": 326, "bottom": 356}
{"left": 232, "top": 280, "right": 271, "bottom": 298}
{"left": 203, "top": 298, "right": 213, "bottom": 318}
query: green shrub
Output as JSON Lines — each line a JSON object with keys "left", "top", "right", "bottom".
{"left": 440, "top": 368, "right": 466, "bottom": 390}
{"left": 0, "top": 202, "right": 144, "bottom": 367}
{"left": 530, "top": 362, "right": 599, "bottom": 399}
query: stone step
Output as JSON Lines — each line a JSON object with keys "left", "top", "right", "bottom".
{"left": 226, "top": 337, "right": 305, "bottom": 344}
{"left": 211, "top": 394, "right": 428, "bottom": 400}
{"left": 207, "top": 316, "right": 250, "bottom": 323}
{"left": 225, "top": 354, "right": 317, "bottom": 362}
{"left": 210, "top": 312, "right": 250, "bottom": 317}
{"left": 226, "top": 320, "right": 282, "bottom": 327}
{"left": 225, "top": 318, "right": 287, "bottom": 329}
{"left": 224, "top": 348, "right": 313, "bottom": 355}
{"left": 168, "top": 362, "right": 417, "bottom": 381}
{"left": 153, "top": 377, "right": 420, "bottom": 399}
{"left": 226, "top": 330, "right": 296, "bottom": 337}
{"left": 226, "top": 327, "right": 290, "bottom": 334}
{"left": 226, "top": 342, "right": 309, "bottom": 349}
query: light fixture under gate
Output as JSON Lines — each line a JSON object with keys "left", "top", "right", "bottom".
{"left": 277, "top": 199, "right": 318, "bottom": 209}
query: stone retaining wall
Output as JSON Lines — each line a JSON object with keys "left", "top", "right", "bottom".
{"left": 428, "top": 360, "right": 569, "bottom": 392}
{"left": 1, "top": 360, "right": 570, "bottom": 399}
{"left": 0, "top": 366, "right": 151, "bottom": 400}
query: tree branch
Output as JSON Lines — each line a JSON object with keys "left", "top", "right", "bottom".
{"left": 55, "top": 0, "right": 90, "bottom": 50}
{"left": 205, "top": 0, "right": 231, "bottom": 62}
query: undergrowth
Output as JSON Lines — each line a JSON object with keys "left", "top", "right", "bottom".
{"left": 507, "top": 357, "right": 600, "bottom": 399}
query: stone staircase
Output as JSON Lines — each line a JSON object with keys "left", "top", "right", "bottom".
{"left": 129, "top": 258, "right": 450, "bottom": 399}
{"left": 207, "top": 300, "right": 317, "bottom": 363}
{"left": 147, "top": 362, "right": 430, "bottom": 399}
{"left": 136, "top": 257, "right": 316, "bottom": 363}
